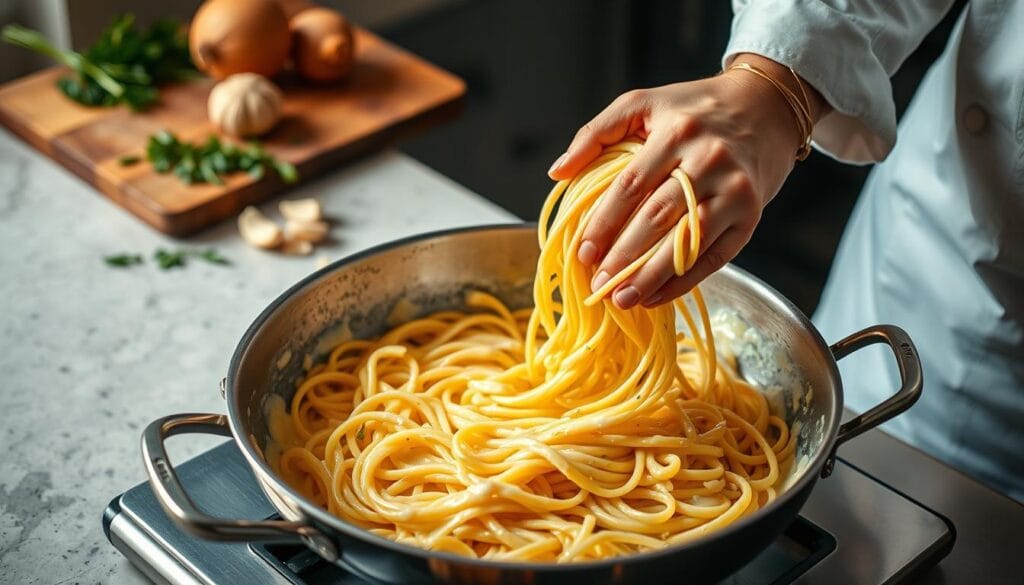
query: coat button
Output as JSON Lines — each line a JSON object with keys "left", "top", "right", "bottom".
{"left": 963, "top": 103, "right": 988, "bottom": 134}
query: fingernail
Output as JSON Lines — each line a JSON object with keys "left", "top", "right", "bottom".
{"left": 591, "top": 270, "right": 610, "bottom": 292}
{"left": 578, "top": 240, "right": 598, "bottom": 264}
{"left": 643, "top": 293, "right": 663, "bottom": 307}
{"left": 548, "top": 152, "right": 567, "bottom": 175}
{"left": 614, "top": 286, "right": 640, "bottom": 309}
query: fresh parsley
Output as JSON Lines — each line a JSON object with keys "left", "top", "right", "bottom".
{"left": 2, "top": 15, "right": 195, "bottom": 110}
{"left": 355, "top": 424, "right": 365, "bottom": 441}
{"left": 102, "top": 247, "right": 231, "bottom": 270}
{"left": 153, "top": 248, "right": 187, "bottom": 270}
{"left": 103, "top": 253, "right": 143, "bottom": 267}
{"left": 197, "top": 248, "right": 230, "bottom": 265}
{"left": 145, "top": 131, "right": 298, "bottom": 186}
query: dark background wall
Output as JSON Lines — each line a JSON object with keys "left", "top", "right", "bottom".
{"left": 379, "top": 0, "right": 966, "bottom": 316}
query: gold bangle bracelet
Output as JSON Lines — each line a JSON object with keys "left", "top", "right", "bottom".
{"left": 726, "top": 62, "right": 813, "bottom": 161}
{"left": 788, "top": 67, "right": 812, "bottom": 123}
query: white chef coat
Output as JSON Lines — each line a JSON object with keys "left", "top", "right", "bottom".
{"left": 725, "top": 0, "right": 1024, "bottom": 501}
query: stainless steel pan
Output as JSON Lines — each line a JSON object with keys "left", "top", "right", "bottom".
{"left": 142, "top": 224, "right": 921, "bottom": 584}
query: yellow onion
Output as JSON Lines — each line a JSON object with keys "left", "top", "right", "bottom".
{"left": 289, "top": 7, "right": 356, "bottom": 83}
{"left": 190, "top": 0, "right": 291, "bottom": 80}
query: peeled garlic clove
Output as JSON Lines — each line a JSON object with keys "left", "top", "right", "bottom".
{"left": 282, "top": 239, "right": 314, "bottom": 256}
{"left": 284, "top": 219, "right": 329, "bottom": 243}
{"left": 238, "top": 206, "right": 283, "bottom": 249}
{"left": 279, "top": 198, "right": 322, "bottom": 222}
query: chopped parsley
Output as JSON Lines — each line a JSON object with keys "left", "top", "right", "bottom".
{"left": 103, "top": 247, "right": 230, "bottom": 270}
{"left": 103, "top": 253, "right": 143, "bottom": 267}
{"left": 146, "top": 131, "right": 298, "bottom": 186}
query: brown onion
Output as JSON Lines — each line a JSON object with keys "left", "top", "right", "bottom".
{"left": 289, "top": 7, "right": 356, "bottom": 83}
{"left": 190, "top": 0, "right": 291, "bottom": 80}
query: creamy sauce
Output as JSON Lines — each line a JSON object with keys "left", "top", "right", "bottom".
{"left": 387, "top": 298, "right": 422, "bottom": 327}
{"left": 275, "top": 349, "right": 292, "bottom": 370}
{"left": 314, "top": 319, "right": 353, "bottom": 357}
{"left": 711, "top": 312, "right": 784, "bottom": 411}
{"left": 262, "top": 394, "right": 299, "bottom": 471}
{"left": 689, "top": 495, "right": 721, "bottom": 506}
{"left": 709, "top": 310, "right": 821, "bottom": 491}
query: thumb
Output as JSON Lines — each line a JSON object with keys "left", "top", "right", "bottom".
{"left": 549, "top": 90, "right": 648, "bottom": 180}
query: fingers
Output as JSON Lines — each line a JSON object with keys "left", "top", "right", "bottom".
{"left": 576, "top": 130, "right": 684, "bottom": 265}
{"left": 613, "top": 195, "right": 737, "bottom": 309}
{"left": 549, "top": 91, "right": 648, "bottom": 181}
{"left": 641, "top": 226, "right": 754, "bottom": 307}
{"left": 590, "top": 177, "right": 684, "bottom": 292}
{"left": 609, "top": 233, "right": 677, "bottom": 309}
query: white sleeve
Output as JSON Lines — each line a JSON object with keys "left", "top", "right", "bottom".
{"left": 724, "top": 0, "right": 957, "bottom": 164}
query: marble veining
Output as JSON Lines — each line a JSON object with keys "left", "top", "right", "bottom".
{"left": 0, "top": 127, "right": 515, "bottom": 584}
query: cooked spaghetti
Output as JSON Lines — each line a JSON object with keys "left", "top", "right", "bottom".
{"left": 273, "top": 140, "right": 796, "bottom": 561}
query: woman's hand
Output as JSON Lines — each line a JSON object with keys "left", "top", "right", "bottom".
{"left": 549, "top": 54, "right": 828, "bottom": 309}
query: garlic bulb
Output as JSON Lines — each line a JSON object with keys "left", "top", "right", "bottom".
{"left": 208, "top": 73, "right": 283, "bottom": 138}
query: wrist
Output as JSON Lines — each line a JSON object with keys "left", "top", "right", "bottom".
{"left": 730, "top": 53, "right": 830, "bottom": 123}
{"left": 718, "top": 66, "right": 805, "bottom": 159}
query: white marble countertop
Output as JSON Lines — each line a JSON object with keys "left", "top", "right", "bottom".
{"left": 0, "top": 127, "right": 515, "bottom": 584}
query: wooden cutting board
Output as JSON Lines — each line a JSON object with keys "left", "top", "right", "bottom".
{"left": 0, "top": 27, "right": 465, "bottom": 236}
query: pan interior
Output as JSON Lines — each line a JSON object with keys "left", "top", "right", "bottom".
{"left": 230, "top": 225, "right": 837, "bottom": 553}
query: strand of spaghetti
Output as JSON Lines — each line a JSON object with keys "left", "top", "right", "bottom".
{"left": 671, "top": 167, "right": 701, "bottom": 276}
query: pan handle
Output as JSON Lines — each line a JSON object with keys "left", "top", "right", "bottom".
{"left": 821, "top": 324, "right": 923, "bottom": 477}
{"left": 141, "top": 412, "right": 339, "bottom": 561}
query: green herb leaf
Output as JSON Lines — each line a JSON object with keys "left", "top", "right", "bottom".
{"left": 196, "top": 248, "right": 230, "bottom": 266}
{"left": 355, "top": 424, "right": 365, "bottom": 441}
{"left": 104, "top": 247, "right": 229, "bottom": 270}
{"left": 2, "top": 25, "right": 126, "bottom": 99}
{"left": 142, "top": 130, "right": 298, "bottom": 186}
{"left": 103, "top": 253, "right": 143, "bottom": 267}
{"left": 2, "top": 15, "right": 194, "bottom": 110}
{"left": 273, "top": 160, "right": 298, "bottom": 184}
{"left": 198, "top": 157, "right": 222, "bottom": 185}
{"left": 154, "top": 248, "right": 187, "bottom": 270}
{"left": 118, "top": 154, "right": 141, "bottom": 166}
{"left": 209, "top": 151, "right": 230, "bottom": 173}
{"left": 244, "top": 142, "right": 265, "bottom": 159}
{"left": 153, "top": 130, "right": 177, "bottom": 147}
{"left": 237, "top": 154, "right": 257, "bottom": 170}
